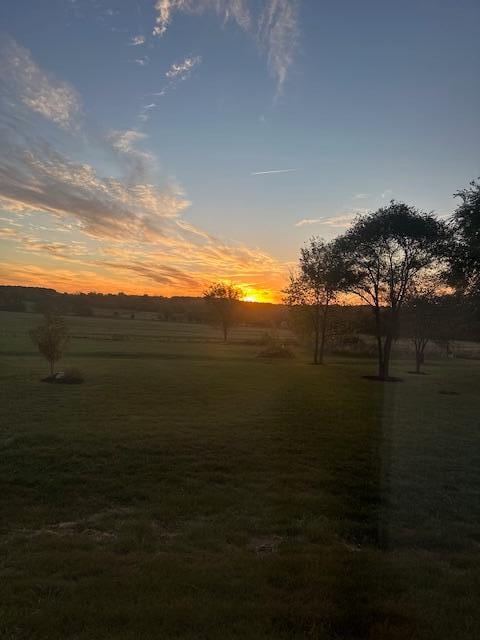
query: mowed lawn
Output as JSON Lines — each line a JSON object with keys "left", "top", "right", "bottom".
{"left": 1, "top": 312, "right": 479, "bottom": 640}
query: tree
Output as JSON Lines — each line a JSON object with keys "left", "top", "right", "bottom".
{"left": 30, "top": 311, "right": 69, "bottom": 377}
{"left": 450, "top": 178, "right": 480, "bottom": 299}
{"left": 401, "top": 286, "right": 439, "bottom": 374}
{"left": 283, "top": 238, "right": 345, "bottom": 364}
{"left": 334, "top": 201, "right": 450, "bottom": 380}
{"left": 203, "top": 282, "right": 242, "bottom": 342}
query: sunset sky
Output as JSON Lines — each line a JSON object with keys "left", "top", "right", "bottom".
{"left": 1, "top": 0, "right": 479, "bottom": 302}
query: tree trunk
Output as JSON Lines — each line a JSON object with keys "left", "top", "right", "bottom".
{"left": 313, "top": 303, "right": 320, "bottom": 364}
{"left": 373, "top": 305, "right": 384, "bottom": 378}
{"left": 318, "top": 301, "right": 330, "bottom": 365}
{"left": 415, "top": 349, "right": 422, "bottom": 374}
{"left": 382, "top": 334, "right": 394, "bottom": 380}
{"left": 50, "top": 359, "right": 54, "bottom": 377}
{"left": 223, "top": 323, "right": 228, "bottom": 343}
{"left": 415, "top": 343, "right": 426, "bottom": 373}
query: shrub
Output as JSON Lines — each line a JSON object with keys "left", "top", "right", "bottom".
{"left": 257, "top": 332, "right": 295, "bottom": 359}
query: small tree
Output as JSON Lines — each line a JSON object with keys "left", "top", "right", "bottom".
{"left": 30, "top": 311, "right": 69, "bottom": 377}
{"left": 334, "top": 202, "right": 451, "bottom": 379}
{"left": 203, "top": 282, "right": 242, "bottom": 342}
{"left": 401, "top": 286, "right": 439, "bottom": 374}
{"left": 284, "top": 238, "right": 345, "bottom": 364}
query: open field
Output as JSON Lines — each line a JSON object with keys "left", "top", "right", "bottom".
{"left": 1, "top": 311, "right": 480, "bottom": 639}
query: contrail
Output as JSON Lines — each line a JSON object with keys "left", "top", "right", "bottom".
{"left": 251, "top": 168, "right": 298, "bottom": 176}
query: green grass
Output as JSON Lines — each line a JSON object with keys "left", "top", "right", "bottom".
{"left": 1, "top": 311, "right": 479, "bottom": 639}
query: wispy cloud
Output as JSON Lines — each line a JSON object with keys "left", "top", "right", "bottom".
{"left": 0, "top": 227, "right": 18, "bottom": 238}
{"left": 153, "top": 0, "right": 251, "bottom": 37}
{"left": 295, "top": 211, "right": 369, "bottom": 229}
{"left": 0, "top": 35, "right": 81, "bottom": 130}
{"left": 259, "top": 0, "right": 299, "bottom": 95}
{"left": 319, "top": 214, "right": 357, "bottom": 228}
{"left": 138, "top": 55, "right": 201, "bottom": 120}
{"left": 152, "top": 0, "right": 177, "bottom": 37}
{"left": 353, "top": 193, "right": 369, "bottom": 199}
{"left": 165, "top": 56, "right": 202, "bottom": 79}
{"left": 129, "top": 34, "right": 146, "bottom": 46}
{"left": 252, "top": 168, "right": 298, "bottom": 175}
{"left": 106, "top": 129, "right": 155, "bottom": 179}
{"left": 295, "top": 218, "right": 322, "bottom": 227}
{"left": 152, "top": 1, "right": 299, "bottom": 93}
{"left": 132, "top": 56, "right": 149, "bottom": 66}
{"left": 0, "top": 136, "right": 189, "bottom": 241}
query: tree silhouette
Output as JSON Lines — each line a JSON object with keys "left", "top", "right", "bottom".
{"left": 450, "top": 178, "right": 480, "bottom": 299}
{"left": 284, "top": 237, "right": 345, "bottom": 364}
{"left": 203, "top": 282, "right": 242, "bottom": 342}
{"left": 334, "top": 202, "right": 450, "bottom": 380}
{"left": 401, "top": 286, "right": 439, "bottom": 374}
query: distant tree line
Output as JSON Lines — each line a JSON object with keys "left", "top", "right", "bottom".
{"left": 0, "top": 286, "right": 287, "bottom": 328}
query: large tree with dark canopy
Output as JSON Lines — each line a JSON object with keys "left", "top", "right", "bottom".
{"left": 450, "top": 178, "right": 480, "bottom": 299}
{"left": 283, "top": 237, "right": 345, "bottom": 364}
{"left": 333, "top": 201, "right": 450, "bottom": 380}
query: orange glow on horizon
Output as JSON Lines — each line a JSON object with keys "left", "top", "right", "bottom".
{"left": 0, "top": 263, "right": 283, "bottom": 304}
{"left": 241, "top": 287, "right": 280, "bottom": 304}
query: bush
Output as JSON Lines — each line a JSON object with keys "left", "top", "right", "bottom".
{"left": 258, "top": 344, "right": 295, "bottom": 358}
{"left": 257, "top": 333, "right": 295, "bottom": 358}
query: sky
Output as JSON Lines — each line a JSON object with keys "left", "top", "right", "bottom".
{"left": 0, "top": 0, "right": 479, "bottom": 303}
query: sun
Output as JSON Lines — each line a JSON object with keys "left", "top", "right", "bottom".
{"left": 241, "top": 288, "right": 278, "bottom": 304}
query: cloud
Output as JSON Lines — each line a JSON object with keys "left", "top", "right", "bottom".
{"left": 153, "top": 0, "right": 176, "bottom": 37}
{"left": 0, "top": 227, "right": 18, "bottom": 238}
{"left": 252, "top": 168, "right": 298, "bottom": 176}
{"left": 322, "top": 209, "right": 373, "bottom": 227}
{"left": 152, "top": 1, "right": 299, "bottom": 93}
{"left": 319, "top": 214, "right": 357, "bottom": 228}
{"left": 132, "top": 56, "right": 149, "bottom": 66}
{"left": 165, "top": 56, "right": 202, "bottom": 79}
{"left": 0, "top": 134, "right": 189, "bottom": 242}
{"left": 138, "top": 102, "right": 157, "bottom": 122}
{"left": 153, "top": 0, "right": 251, "bottom": 37}
{"left": 0, "top": 262, "right": 105, "bottom": 292}
{"left": 107, "top": 129, "right": 148, "bottom": 155}
{"left": 0, "top": 35, "right": 81, "bottom": 130}
{"left": 105, "top": 129, "right": 156, "bottom": 179}
{"left": 139, "top": 56, "right": 201, "bottom": 121}
{"left": 353, "top": 193, "right": 369, "bottom": 199}
{"left": 129, "top": 35, "right": 146, "bottom": 46}
{"left": 295, "top": 212, "right": 367, "bottom": 229}
{"left": 295, "top": 218, "right": 322, "bottom": 227}
{"left": 19, "top": 236, "right": 90, "bottom": 260}
{"left": 258, "top": 0, "right": 299, "bottom": 95}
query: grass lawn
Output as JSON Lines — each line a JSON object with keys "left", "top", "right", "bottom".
{"left": 1, "top": 311, "right": 479, "bottom": 639}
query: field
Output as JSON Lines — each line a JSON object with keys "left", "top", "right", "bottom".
{"left": 1, "top": 311, "right": 480, "bottom": 639}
